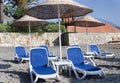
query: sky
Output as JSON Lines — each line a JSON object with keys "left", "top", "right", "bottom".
{"left": 38, "top": 0, "right": 120, "bottom": 27}
{"left": 74, "top": 0, "right": 120, "bottom": 27}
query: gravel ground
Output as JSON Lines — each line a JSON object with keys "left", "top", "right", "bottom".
{"left": 0, "top": 44, "right": 120, "bottom": 83}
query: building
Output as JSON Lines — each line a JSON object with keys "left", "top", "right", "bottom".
{"left": 61, "top": 17, "right": 120, "bottom": 45}
{"left": 67, "top": 24, "right": 120, "bottom": 32}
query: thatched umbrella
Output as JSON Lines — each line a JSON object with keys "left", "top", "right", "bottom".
{"left": 11, "top": 15, "right": 48, "bottom": 49}
{"left": 3, "top": 14, "right": 14, "bottom": 23}
{"left": 25, "top": 0, "right": 93, "bottom": 60}
{"left": 66, "top": 15, "right": 105, "bottom": 51}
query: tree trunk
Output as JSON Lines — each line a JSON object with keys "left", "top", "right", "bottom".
{"left": 0, "top": 0, "right": 3, "bottom": 23}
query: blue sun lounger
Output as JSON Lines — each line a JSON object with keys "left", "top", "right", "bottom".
{"left": 39, "top": 45, "right": 58, "bottom": 61}
{"left": 15, "top": 46, "right": 29, "bottom": 63}
{"left": 89, "top": 44, "right": 115, "bottom": 58}
{"left": 29, "top": 47, "right": 60, "bottom": 83}
{"left": 67, "top": 46, "right": 105, "bottom": 79}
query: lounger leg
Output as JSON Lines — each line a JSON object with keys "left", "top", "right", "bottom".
{"left": 34, "top": 76, "right": 38, "bottom": 83}
{"left": 14, "top": 57, "right": 17, "bottom": 61}
{"left": 56, "top": 74, "right": 61, "bottom": 81}
{"left": 88, "top": 58, "right": 96, "bottom": 66}
{"left": 30, "top": 72, "right": 34, "bottom": 83}
{"left": 68, "top": 66, "right": 71, "bottom": 76}
{"left": 71, "top": 64, "right": 80, "bottom": 79}
{"left": 21, "top": 59, "right": 23, "bottom": 63}
{"left": 80, "top": 72, "right": 86, "bottom": 79}
{"left": 113, "top": 54, "right": 115, "bottom": 58}
{"left": 17, "top": 58, "right": 21, "bottom": 63}
{"left": 99, "top": 71, "right": 105, "bottom": 78}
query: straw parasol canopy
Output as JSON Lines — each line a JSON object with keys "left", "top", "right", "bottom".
{"left": 67, "top": 15, "right": 105, "bottom": 51}
{"left": 25, "top": 0, "right": 93, "bottom": 19}
{"left": 69, "top": 15, "right": 105, "bottom": 27}
{"left": 11, "top": 15, "right": 48, "bottom": 27}
{"left": 11, "top": 15, "right": 48, "bottom": 49}
{"left": 25, "top": 0, "right": 93, "bottom": 61}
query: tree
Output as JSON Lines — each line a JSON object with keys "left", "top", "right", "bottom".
{"left": 12, "top": 0, "right": 39, "bottom": 9}
{"left": 0, "top": 0, "right": 14, "bottom": 23}
{"left": 3, "top": 0, "right": 39, "bottom": 19}
{"left": 0, "top": 0, "right": 40, "bottom": 23}
{"left": 0, "top": 0, "right": 3, "bottom": 23}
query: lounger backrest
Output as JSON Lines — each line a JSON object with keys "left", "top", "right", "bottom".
{"left": 15, "top": 46, "right": 26, "bottom": 57}
{"left": 39, "top": 45, "right": 49, "bottom": 55}
{"left": 67, "top": 47, "right": 84, "bottom": 65}
{"left": 71, "top": 44, "right": 79, "bottom": 47}
{"left": 30, "top": 48, "right": 48, "bottom": 67}
{"left": 90, "top": 44, "right": 100, "bottom": 53}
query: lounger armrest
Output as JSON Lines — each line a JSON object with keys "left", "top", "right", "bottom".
{"left": 101, "top": 50, "right": 108, "bottom": 53}
{"left": 15, "top": 54, "right": 18, "bottom": 57}
{"left": 82, "top": 50, "right": 86, "bottom": 54}
{"left": 49, "top": 52, "right": 54, "bottom": 56}
{"left": 93, "top": 51, "right": 99, "bottom": 56}
{"left": 50, "top": 61, "right": 56, "bottom": 70}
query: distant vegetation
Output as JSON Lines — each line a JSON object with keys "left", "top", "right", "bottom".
{"left": 0, "top": 22, "right": 66, "bottom": 33}
{"left": 1, "top": 0, "right": 66, "bottom": 33}
{"left": 0, "top": 24, "right": 11, "bottom": 32}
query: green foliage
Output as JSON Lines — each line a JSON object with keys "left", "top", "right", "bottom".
{"left": 2, "top": 1, "right": 66, "bottom": 33}
{"left": 11, "top": 27, "right": 29, "bottom": 33}
{"left": 44, "top": 23, "right": 66, "bottom": 32}
{"left": 0, "top": 24, "right": 11, "bottom": 32}
{"left": 0, "top": 22, "right": 66, "bottom": 33}
{"left": 13, "top": 7, "right": 25, "bottom": 19}
{"left": 60, "top": 25, "right": 67, "bottom": 32}
{"left": 3, "top": 0, "right": 39, "bottom": 19}
{"left": 30, "top": 26, "right": 45, "bottom": 33}
{"left": 3, "top": 1, "right": 25, "bottom": 20}
{"left": 11, "top": 26, "right": 45, "bottom": 33}
{"left": 3, "top": 5, "right": 11, "bottom": 17}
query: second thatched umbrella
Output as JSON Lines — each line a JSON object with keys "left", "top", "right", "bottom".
{"left": 68, "top": 15, "right": 105, "bottom": 51}
{"left": 11, "top": 15, "right": 48, "bottom": 49}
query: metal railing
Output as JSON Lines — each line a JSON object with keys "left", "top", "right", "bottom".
{"left": 96, "top": 18, "right": 120, "bottom": 29}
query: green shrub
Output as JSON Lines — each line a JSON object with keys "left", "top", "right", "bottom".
{"left": 44, "top": 23, "right": 66, "bottom": 32}
{"left": 0, "top": 24, "right": 11, "bottom": 32}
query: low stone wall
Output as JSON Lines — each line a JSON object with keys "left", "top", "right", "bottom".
{"left": 68, "top": 32, "right": 120, "bottom": 45}
{"left": 0, "top": 33, "right": 59, "bottom": 47}
{"left": 0, "top": 32, "right": 120, "bottom": 47}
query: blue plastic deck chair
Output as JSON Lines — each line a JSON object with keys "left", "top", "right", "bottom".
{"left": 70, "top": 45, "right": 95, "bottom": 66}
{"left": 67, "top": 46, "right": 105, "bottom": 79}
{"left": 89, "top": 44, "right": 115, "bottom": 58}
{"left": 29, "top": 47, "right": 61, "bottom": 83}
{"left": 15, "top": 46, "right": 29, "bottom": 63}
{"left": 39, "top": 45, "right": 58, "bottom": 61}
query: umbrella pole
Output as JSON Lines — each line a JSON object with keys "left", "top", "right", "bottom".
{"left": 86, "top": 22, "right": 89, "bottom": 52}
{"left": 28, "top": 21, "right": 31, "bottom": 49}
{"left": 58, "top": 4, "right": 62, "bottom": 61}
